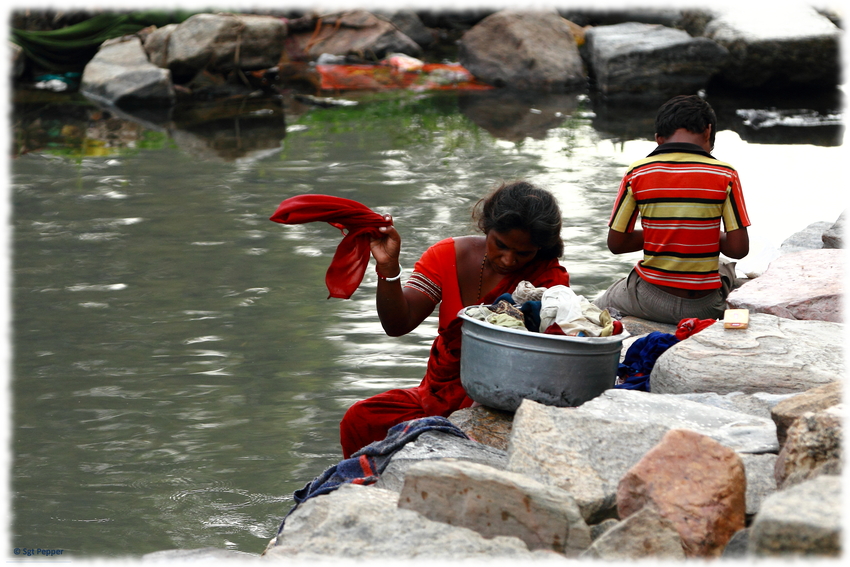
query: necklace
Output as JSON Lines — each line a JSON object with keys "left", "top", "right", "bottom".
{"left": 477, "top": 253, "right": 488, "bottom": 302}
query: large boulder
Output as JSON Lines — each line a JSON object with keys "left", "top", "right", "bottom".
{"left": 143, "top": 23, "right": 178, "bottom": 69}
{"left": 770, "top": 382, "right": 842, "bottom": 447}
{"left": 284, "top": 10, "right": 421, "bottom": 62}
{"left": 263, "top": 483, "right": 545, "bottom": 559}
{"left": 165, "top": 13, "right": 286, "bottom": 83}
{"left": 506, "top": 399, "right": 670, "bottom": 523}
{"left": 704, "top": 5, "right": 842, "bottom": 90}
{"left": 774, "top": 404, "right": 842, "bottom": 489}
{"left": 726, "top": 249, "right": 844, "bottom": 322}
{"left": 80, "top": 36, "right": 175, "bottom": 109}
{"left": 778, "top": 220, "right": 830, "bottom": 254}
{"left": 747, "top": 475, "right": 842, "bottom": 557}
{"left": 651, "top": 313, "right": 844, "bottom": 395}
{"left": 458, "top": 10, "right": 585, "bottom": 91}
{"left": 583, "top": 22, "right": 728, "bottom": 96}
{"left": 398, "top": 460, "right": 592, "bottom": 556}
{"left": 617, "top": 429, "right": 746, "bottom": 557}
{"left": 574, "top": 389, "right": 779, "bottom": 454}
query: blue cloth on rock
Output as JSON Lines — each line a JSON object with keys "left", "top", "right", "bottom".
{"left": 275, "top": 416, "right": 468, "bottom": 534}
{"left": 614, "top": 331, "right": 680, "bottom": 392}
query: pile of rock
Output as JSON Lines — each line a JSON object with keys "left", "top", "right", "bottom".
{"left": 255, "top": 216, "right": 845, "bottom": 562}
{"left": 76, "top": 5, "right": 843, "bottom": 110}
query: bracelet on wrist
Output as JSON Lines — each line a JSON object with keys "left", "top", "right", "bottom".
{"left": 376, "top": 264, "right": 403, "bottom": 282}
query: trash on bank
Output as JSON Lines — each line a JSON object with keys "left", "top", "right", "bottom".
{"left": 314, "top": 54, "right": 492, "bottom": 92}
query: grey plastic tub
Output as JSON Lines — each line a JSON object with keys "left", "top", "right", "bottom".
{"left": 459, "top": 312, "right": 628, "bottom": 411}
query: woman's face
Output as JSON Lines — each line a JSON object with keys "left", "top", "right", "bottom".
{"left": 485, "top": 229, "right": 539, "bottom": 275}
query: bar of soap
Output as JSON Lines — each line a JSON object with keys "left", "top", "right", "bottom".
{"left": 723, "top": 309, "right": 749, "bottom": 329}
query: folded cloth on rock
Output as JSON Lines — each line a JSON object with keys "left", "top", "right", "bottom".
{"left": 614, "top": 331, "right": 680, "bottom": 392}
{"left": 275, "top": 416, "right": 468, "bottom": 534}
{"left": 270, "top": 194, "right": 392, "bottom": 299}
{"left": 675, "top": 317, "right": 716, "bottom": 340}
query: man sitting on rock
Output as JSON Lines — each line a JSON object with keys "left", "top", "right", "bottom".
{"left": 594, "top": 94, "right": 751, "bottom": 324}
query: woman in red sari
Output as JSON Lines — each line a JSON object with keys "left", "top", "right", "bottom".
{"left": 339, "top": 181, "right": 570, "bottom": 457}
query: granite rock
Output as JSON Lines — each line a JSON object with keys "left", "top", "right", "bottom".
{"left": 617, "top": 429, "right": 746, "bottom": 557}
{"left": 747, "top": 475, "right": 842, "bottom": 557}
{"left": 398, "top": 460, "right": 591, "bottom": 556}
{"left": 774, "top": 404, "right": 843, "bottom": 489}
{"left": 770, "top": 381, "right": 842, "bottom": 447}
{"left": 726, "top": 249, "right": 844, "bottom": 322}
{"left": 651, "top": 313, "right": 843, "bottom": 395}
{"left": 580, "top": 505, "right": 685, "bottom": 560}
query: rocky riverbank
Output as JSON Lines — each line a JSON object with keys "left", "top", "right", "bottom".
{"left": 11, "top": 5, "right": 843, "bottom": 113}
{"left": 142, "top": 215, "right": 844, "bottom": 562}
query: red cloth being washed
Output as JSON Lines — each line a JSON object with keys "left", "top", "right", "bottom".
{"left": 339, "top": 238, "right": 570, "bottom": 458}
{"left": 270, "top": 195, "right": 392, "bottom": 299}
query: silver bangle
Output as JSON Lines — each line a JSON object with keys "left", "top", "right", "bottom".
{"left": 377, "top": 265, "right": 403, "bottom": 282}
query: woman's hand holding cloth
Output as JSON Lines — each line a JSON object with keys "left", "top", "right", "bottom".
{"left": 270, "top": 195, "right": 393, "bottom": 299}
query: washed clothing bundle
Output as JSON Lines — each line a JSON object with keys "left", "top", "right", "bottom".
{"left": 614, "top": 317, "right": 717, "bottom": 391}
{"left": 463, "top": 282, "right": 624, "bottom": 337}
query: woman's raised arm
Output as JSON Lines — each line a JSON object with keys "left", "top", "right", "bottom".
{"left": 370, "top": 217, "right": 436, "bottom": 337}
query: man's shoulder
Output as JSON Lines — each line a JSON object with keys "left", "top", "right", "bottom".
{"left": 628, "top": 151, "right": 737, "bottom": 173}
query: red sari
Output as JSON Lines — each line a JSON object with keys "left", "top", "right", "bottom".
{"left": 339, "top": 238, "right": 570, "bottom": 457}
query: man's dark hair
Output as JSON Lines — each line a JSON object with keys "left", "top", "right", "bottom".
{"left": 655, "top": 95, "right": 717, "bottom": 149}
{"left": 473, "top": 180, "right": 564, "bottom": 259}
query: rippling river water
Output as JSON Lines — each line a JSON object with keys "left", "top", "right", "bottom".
{"left": 9, "top": 87, "right": 844, "bottom": 557}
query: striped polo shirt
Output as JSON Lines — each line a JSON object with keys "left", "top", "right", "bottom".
{"left": 608, "top": 143, "right": 751, "bottom": 290}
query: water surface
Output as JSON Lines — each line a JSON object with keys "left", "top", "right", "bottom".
{"left": 9, "top": 87, "right": 844, "bottom": 557}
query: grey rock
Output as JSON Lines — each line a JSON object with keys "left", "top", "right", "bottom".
{"left": 458, "top": 10, "right": 585, "bottom": 91}
{"left": 264, "top": 483, "right": 545, "bottom": 559}
{"left": 81, "top": 36, "right": 175, "bottom": 109}
{"left": 671, "top": 391, "right": 795, "bottom": 420}
{"left": 580, "top": 505, "right": 686, "bottom": 560}
{"left": 721, "top": 528, "right": 750, "bottom": 558}
{"left": 374, "top": 430, "right": 507, "bottom": 492}
{"left": 577, "top": 389, "right": 779, "bottom": 454}
{"left": 705, "top": 6, "right": 842, "bottom": 89}
{"left": 747, "top": 475, "right": 842, "bottom": 557}
{"left": 774, "top": 404, "right": 842, "bottom": 489}
{"left": 619, "top": 316, "right": 677, "bottom": 337}
{"left": 779, "top": 221, "right": 830, "bottom": 254}
{"left": 383, "top": 9, "right": 434, "bottom": 48}
{"left": 651, "top": 313, "right": 844, "bottom": 396}
{"left": 166, "top": 13, "right": 286, "bottom": 82}
{"left": 726, "top": 250, "right": 844, "bottom": 323}
{"left": 398, "top": 460, "right": 591, "bottom": 556}
{"left": 822, "top": 211, "right": 845, "bottom": 249}
{"left": 284, "top": 10, "right": 422, "bottom": 62}
{"left": 583, "top": 22, "right": 728, "bottom": 96}
{"left": 11, "top": 41, "right": 25, "bottom": 79}
{"left": 142, "top": 23, "right": 178, "bottom": 69}
{"left": 770, "top": 381, "right": 842, "bottom": 447}
{"left": 741, "top": 454, "right": 778, "bottom": 516}
{"left": 506, "top": 399, "right": 670, "bottom": 523}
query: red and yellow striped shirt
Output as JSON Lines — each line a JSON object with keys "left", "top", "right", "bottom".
{"left": 608, "top": 143, "right": 751, "bottom": 290}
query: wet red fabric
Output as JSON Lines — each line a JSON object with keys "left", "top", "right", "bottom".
{"left": 339, "top": 246, "right": 569, "bottom": 458}
{"left": 675, "top": 317, "right": 717, "bottom": 340}
{"left": 270, "top": 194, "right": 392, "bottom": 299}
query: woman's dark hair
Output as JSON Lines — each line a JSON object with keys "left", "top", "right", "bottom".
{"left": 655, "top": 94, "right": 717, "bottom": 149}
{"left": 473, "top": 181, "right": 564, "bottom": 259}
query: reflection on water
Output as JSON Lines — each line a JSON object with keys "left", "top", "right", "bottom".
{"left": 10, "top": 87, "right": 844, "bottom": 557}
